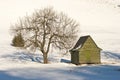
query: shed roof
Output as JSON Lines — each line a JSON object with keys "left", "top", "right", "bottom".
{"left": 73, "top": 35, "right": 89, "bottom": 49}
{"left": 71, "top": 35, "right": 101, "bottom": 51}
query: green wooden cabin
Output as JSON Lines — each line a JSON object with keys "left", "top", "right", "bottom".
{"left": 70, "top": 35, "right": 101, "bottom": 65}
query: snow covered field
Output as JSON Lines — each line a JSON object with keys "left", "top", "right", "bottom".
{"left": 0, "top": 63, "right": 120, "bottom": 80}
{"left": 0, "top": 0, "right": 120, "bottom": 80}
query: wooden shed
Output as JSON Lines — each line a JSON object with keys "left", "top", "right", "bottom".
{"left": 70, "top": 35, "right": 101, "bottom": 65}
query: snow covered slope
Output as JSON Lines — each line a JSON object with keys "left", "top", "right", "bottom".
{"left": 0, "top": 0, "right": 120, "bottom": 80}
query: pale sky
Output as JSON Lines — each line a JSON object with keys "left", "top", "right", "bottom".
{"left": 0, "top": 0, "right": 120, "bottom": 33}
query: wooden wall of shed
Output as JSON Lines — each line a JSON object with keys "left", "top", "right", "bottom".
{"left": 79, "top": 50, "right": 100, "bottom": 64}
{"left": 79, "top": 37, "right": 101, "bottom": 64}
{"left": 71, "top": 51, "right": 79, "bottom": 65}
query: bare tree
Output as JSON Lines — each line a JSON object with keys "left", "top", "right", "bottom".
{"left": 10, "top": 7, "right": 79, "bottom": 64}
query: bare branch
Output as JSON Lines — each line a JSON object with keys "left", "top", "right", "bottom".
{"left": 10, "top": 7, "right": 79, "bottom": 63}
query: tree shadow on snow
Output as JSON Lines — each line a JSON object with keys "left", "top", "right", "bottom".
{"left": 1, "top": 52, "right": 43, "bottom": 63}
{"left": 1, "top": 51, "right": 63, "bottom": 63}
{"left": 101, "top": 51, "right": 120, "bottom": 63}
{"left": 102, "top": 51, "right": 120, "bottom": 59}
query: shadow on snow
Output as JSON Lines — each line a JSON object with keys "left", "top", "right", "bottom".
{"left": 102, "top": 51, "right": 120, "bottom": 59}
{"left": 0, "top": 65, "right": 120, "bottom": 80}
{"left": 1, "top": 51, "right": 43, "bottom": 63}
{"left": 101, "top": 51, "right": 120, "bottom": 63}
{"left": 0, "top": 51, "right": 66, "bottom": 63}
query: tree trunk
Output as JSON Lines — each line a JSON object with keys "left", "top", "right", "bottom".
{"left": 43, "top": 53, "right": 48, "bottom": 64}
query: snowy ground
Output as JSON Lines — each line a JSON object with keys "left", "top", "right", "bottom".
{"left": 0, "top": 63, "right": 120, "bottom": 80}
{"left": 0, "top": 43, "right": 120, "bottom": 80}
{"left": 0, "top": 0, "right": 120, "bottom": 80}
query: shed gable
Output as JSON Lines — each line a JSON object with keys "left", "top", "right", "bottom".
{"left": 80, "top": 36, "right": 100, "bottom": 51}
{"left": 71, "top": 35, "right": 101, "bottom": 51}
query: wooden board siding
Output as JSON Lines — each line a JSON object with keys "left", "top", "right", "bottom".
{"left": 79, "top": 50, "right": 100, "bottom": 64}
{"left": 71, "top": 51, "right": 79, "bottom": 64}
{"left": 70, "top": 35, "right": 101, "bottom": 65}
{"left": 79, "top": 37, "right": 101, "bottom": 64}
